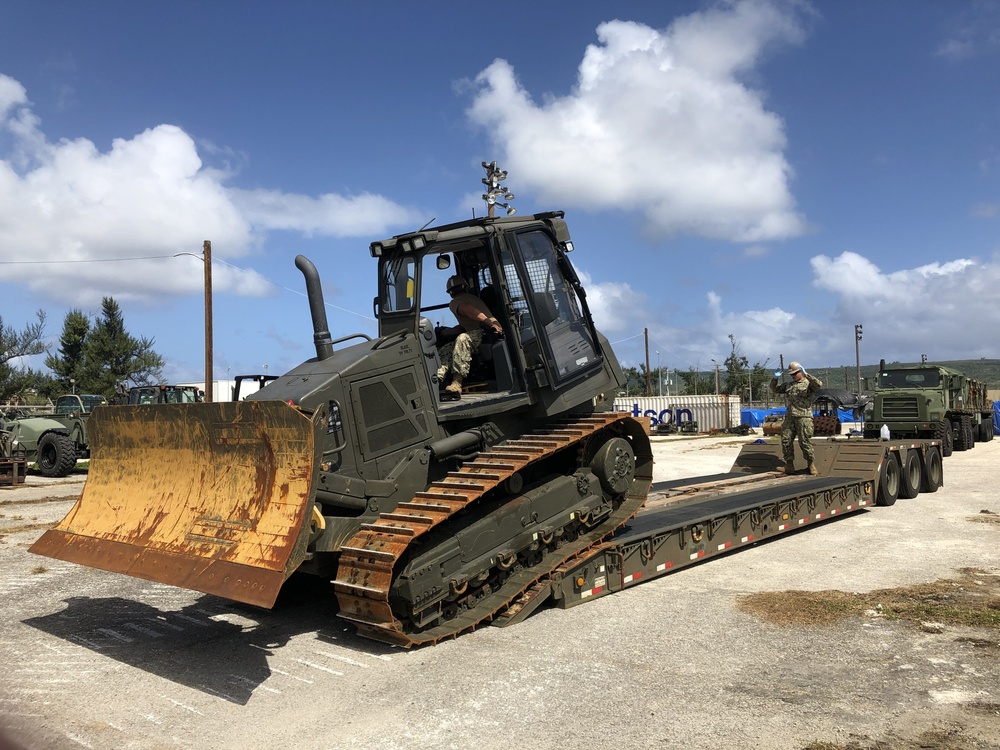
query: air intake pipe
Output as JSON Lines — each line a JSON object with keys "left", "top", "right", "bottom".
{"left": 295, "top": 255, "right": 335, "bottom": 361}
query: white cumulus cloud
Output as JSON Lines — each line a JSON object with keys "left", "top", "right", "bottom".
{"left": 466, "top": 0, "right": 811, "bottom": 243}
{"left": 0, "top": 73, "right": 419, "bottom": 308}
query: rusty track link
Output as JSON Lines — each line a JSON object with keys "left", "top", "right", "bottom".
{"left": 333, "top": 412, "right": 652, "bottom": 646}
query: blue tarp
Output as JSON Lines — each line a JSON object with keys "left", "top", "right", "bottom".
{"left": 741, "top": 407, "right": 857, "bottom": 427}
{"left": 741, "top": 408, "right": 784, "bottom": 427}
{"left": 994, "top": 401, "right": 1000, "bottom": 436}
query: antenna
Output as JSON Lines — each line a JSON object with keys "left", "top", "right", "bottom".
{"left": 418, "top": 217, "right": 436, "bottom": 232}
{"left": 481, "top": 160, "right": 516, "bottom": 217}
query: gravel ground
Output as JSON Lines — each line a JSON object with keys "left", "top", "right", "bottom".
{"left": 0, "top": 434, "right": 998, "bottom": 750}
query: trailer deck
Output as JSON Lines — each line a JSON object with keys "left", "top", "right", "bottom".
{"left": 494, "top": 436, "right": 943, "bottom": 627}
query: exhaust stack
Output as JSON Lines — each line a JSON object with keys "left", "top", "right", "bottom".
{"left": 295, "top": 255, "right": 335, "bottom": 361}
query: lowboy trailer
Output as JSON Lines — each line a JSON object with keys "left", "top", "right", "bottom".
{"left": 495, "top": 435, "right": 944, "bottom": 626}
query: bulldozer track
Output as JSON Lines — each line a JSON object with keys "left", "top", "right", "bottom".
{"left": 334, "top": 412, "right": 652, "bottom": 646}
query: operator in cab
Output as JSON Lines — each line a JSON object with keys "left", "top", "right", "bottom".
{"left": 436, "top": 275, "right": 503, "bottom": 398}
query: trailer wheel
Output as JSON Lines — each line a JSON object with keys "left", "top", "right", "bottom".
{"left": 876, "top": 453, "right": 900, "bottom": 506}
{"left": 934, "top": 420, "right": 953, "bottom": 457}
{"left": 898, "top": 450, "right": 921, "bottom": 499}
{"left": 920, "top": 447, "right": 942, "bottom": 493}
{"left": 37, "top": 432, "right": 78, "bottom": 478}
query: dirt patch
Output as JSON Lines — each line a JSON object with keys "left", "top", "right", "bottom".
{"left": 803, "top": 724, "right": 998, "bottom": 749}
{"left": 970, "top": 509, "right": 1000, "bottom": 526}
{"left": 737, "top": 569, "right": 1000, "bottom": 631}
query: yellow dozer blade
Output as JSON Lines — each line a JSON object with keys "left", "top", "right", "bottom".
{"left": 30, "top": 401, "right": 319, "bottom": 608}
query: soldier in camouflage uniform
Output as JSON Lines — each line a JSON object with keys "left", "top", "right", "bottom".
{"left": 771, "top": 361, "right": 823, "bottom": 475}
{"left": 436, "top": 275, "right": 503, "bottom": 398}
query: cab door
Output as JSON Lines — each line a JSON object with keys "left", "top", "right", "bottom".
{"left": 502, "top": 229, "right": 601, "bottom": 388}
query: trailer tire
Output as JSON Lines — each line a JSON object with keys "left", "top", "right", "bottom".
{"left": 36, "top": 432, "right": 78, "bottom": 478}
{"left": 920, "top": 447, "right": 942, "bottom": 493}
{"left": 876, "top": 453, "right": 900, "bottom": 506}
{"left": 898, "top": 450, "right": 921, "bottom": 499}
{"left": 934, "top": 420, "right": 953, "bottom": 457}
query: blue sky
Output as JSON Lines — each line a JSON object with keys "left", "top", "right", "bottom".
{"left": 1, "top": 0, "right": 999, "bottom": 386}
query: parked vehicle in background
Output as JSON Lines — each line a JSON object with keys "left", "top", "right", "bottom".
{"left": 232, "top": 374, "right": 278, "bottom": 401}
{"left": 862, "top": 360, "right": 994, "bottom": 455}
{"left": 813, "top": 388, "right": 868, "bottom": 436}
{"left": 0, "top": 394, "right": 107, "bottom": 477}
{"left": 127, "top": 385, "right": 203, "bottom": 404}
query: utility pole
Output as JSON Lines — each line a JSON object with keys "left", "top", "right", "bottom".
{"left": 854, "top": 323, "right": 863, "bottom": 395}
{"left": 657, "top": 351, "right": 661, "bottom": 397}
{"left": 644, "top": 328, "right": 651, "bottom": 396}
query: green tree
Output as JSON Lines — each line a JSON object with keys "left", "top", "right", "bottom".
{"left": 80, "top": 297, "right": 165, "bottom": 396}
{"left": 722, "top": 334, "right": 773, "bottom": 405}
{"left": 0, "top": 311, "right": 47, "bottom": 402}
{"left": 618, "top": 365, "right": 648, "bottom": 396}
{"left": 44, "top": 309, "right": 90, "bottom": 394}
{"left": 678, "top": 368, "right": 714, "bottom": 396}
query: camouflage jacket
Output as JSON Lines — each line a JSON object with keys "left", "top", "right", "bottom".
{"left": 771, "top": 373, "right": 822, "bottom": 417}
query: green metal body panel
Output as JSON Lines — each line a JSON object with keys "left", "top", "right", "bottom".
{"left": 862, "top": 364, "right": 993, "bottom": 441}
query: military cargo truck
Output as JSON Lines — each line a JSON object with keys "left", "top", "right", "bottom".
{"left": 862, "top": 360, "right": 994, "bottom": 454}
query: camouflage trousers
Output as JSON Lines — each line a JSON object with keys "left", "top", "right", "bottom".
{"left": 781, "top": 415, "right": 815, "bottom": 464}
{"left": 437, "top": 329, "right": 483, "bottom": 381}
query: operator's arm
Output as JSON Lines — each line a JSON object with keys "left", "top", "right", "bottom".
{"left": 805, "top": 372, "right": 823, "bottom": 393}
{"left": 455, "top": 301, "right": 503, "bottom": 335}
{"left": 771, "top": 377, "right": 787, "bottom": 394}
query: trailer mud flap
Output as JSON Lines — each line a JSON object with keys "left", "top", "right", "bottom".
{"left": 29, "top": 401, "right": 319, "bottom": 608}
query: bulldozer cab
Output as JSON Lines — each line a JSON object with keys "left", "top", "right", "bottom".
{"left": 373, "top": 214, "right": 604, "bottom": 398}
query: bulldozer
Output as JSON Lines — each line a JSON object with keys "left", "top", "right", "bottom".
{"left": 30, "top": 196, "right": 652, "bottom": 646}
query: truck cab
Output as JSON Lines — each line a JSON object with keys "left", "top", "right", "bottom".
{"left": 54, "top": 394, "right": 107, "bottom": 416}
{"left": 863, "top": 362, "right": 994, "bottom": 449}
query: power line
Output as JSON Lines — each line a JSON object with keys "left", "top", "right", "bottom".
{"left": 0, "top": 254, "right": 177, "bottom": 264}
{"left": 0, "top": 251, "right": 376, "bottom": 322}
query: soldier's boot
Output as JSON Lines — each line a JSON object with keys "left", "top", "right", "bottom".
{"left": 807, "top": 462, "right": 819, "bottom": 476}
{"left": 781, "top": 461, "right": 795, "bottom": 475}
{"left": 444, "top": 374, "right": 463, "bottom": 397}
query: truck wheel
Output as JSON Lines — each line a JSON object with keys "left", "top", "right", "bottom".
{"left": 920, "top": 447, "right": 942, "bottom": 493}
{"left": 898, "top": 450, "right": 921, "bottom": 499}
{"left": 37, "top": 432, "right": 78, "bottom": 477}
{"left": 876, "top": 453, "right": 900, "bottom": 506}
{"left": 934, "top": 420, "right": 953, "bottom": 457}
{"left": 953, "top": 418, "right": 970, "bottom": 452}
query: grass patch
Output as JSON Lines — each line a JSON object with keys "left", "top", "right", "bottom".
{"left": 31, "top": 564, "right": 48, "bottom": 574}
{"left": 0, "top": 495, "right": 80, "bottom": 507}
{"left": 738, "top": 569, "right": 1000, "bottom": 631}
{"left": 0, "top": 521, "right": 55, "bottom": 535}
